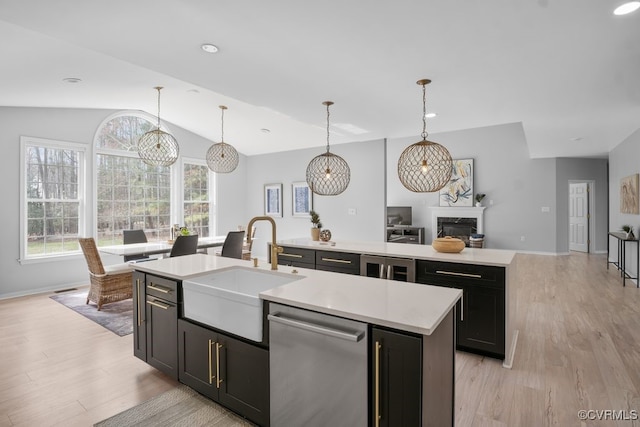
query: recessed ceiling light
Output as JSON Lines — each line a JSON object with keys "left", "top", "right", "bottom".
{"left": 187, "top": 89, "right": 200, "bottom": 94}
{"left": 425, "top": 112, "right": 437, "bottom": 118}
{"left": 62, "top": 77, "right": 82, "bottom": 83}
{"left": 570, "top": 137, "right": 584, "bottom": 142}
{"left": 260, "top": 128, "right": 271, "bottom": 133}
{"left": 614, "top": 1, "right": 640, "bottom": 15}
{"left": 201, "top": 43, "right": 219, "bottom": 53}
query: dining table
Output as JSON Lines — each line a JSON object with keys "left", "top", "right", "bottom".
{"left": 99, "top": 235, "right": 227, "bottom": 259}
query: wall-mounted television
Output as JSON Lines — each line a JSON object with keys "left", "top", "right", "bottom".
{"left": 386, "top": 206, "right": 412, "bottom": 226}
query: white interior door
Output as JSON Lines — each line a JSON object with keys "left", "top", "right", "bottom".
{"left": 569, "top": 182, "right": 589, "bottom": 252}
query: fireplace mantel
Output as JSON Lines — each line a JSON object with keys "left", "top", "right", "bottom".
{"left": 430, "top": 206, "right": 485, "bottom": 237}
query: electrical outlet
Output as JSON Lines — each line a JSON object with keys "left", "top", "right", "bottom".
{"left": 520, "top": 236, "right": 526, "bottom": 242}
{"left": 348, "top": 208, "right": 357, "bottom": 215}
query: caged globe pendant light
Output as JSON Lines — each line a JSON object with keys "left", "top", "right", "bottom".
{"left": 206, "top": 105, "right": 239, "bottom": 173}
{"left": 138, "top": 86, "right": 180, "bottom": 166}
{"left": 306, "top": 101, "right": 350, "bottom": 196}
{"left": 397, "top": 79, "right": 453, "bottom": 192}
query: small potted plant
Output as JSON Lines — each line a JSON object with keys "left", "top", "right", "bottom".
{"left": 310, "top": 210, "right": 322, "bottom": 241}
{"left": 622, "top": 225, "right": 634, "bottom": 239}
{"left": 475, "top": 193, "right": 486, "bottom": 207}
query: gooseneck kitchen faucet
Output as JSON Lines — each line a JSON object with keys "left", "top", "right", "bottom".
{"left": 246, "top": 216, "right": 283, "bottom": 270}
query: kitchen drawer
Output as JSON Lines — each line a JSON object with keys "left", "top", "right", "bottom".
{"left": 416, "top": 260, "right": 504, "bottom": 289}
{"left": 277, "top": 246, "right": 316, "bottom": 267}
{"left": 316, "top": 251, "right": 361, "bottom": 275}
{"left": 146, "top": 274, "right": 179, "bottom": 303}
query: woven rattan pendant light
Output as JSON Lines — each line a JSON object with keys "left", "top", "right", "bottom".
{"left": 306, "top": 101, "right": 350, "bottom": 196}
{"left": 397, "top": 79, "right": 453, "bottom": 192}
{"left": 206, "top": 105, "right": 239, "bottom": 173}
{"left": 138, "top": 86, "right": 180, "bottom": 166}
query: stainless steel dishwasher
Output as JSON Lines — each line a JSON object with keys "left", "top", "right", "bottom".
{"left": 268, "top": 303, "right": 368, "bottom": 427}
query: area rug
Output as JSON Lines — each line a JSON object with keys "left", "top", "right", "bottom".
{"left": 49, "top": 290, "right": 133, "bottom": 336}
{"left": 94, "top": 384, "right": 255, "bottom": 426}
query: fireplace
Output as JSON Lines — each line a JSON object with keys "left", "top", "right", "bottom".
{"left": 431, "top": 207, "right": 485, "bottom": 247}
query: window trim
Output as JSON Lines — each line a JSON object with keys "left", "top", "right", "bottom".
{"left": 19, "top": 136, "right": 88, "bottom": 264}
{"left": 180, "top": 157, "right": 217, "bottom": 237}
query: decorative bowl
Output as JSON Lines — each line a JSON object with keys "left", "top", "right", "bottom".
{"left": 319, "top": 229, "right": 332, "bottom": 242}
{"left": 432, "top": 236, "right": 465, "bottom": 253}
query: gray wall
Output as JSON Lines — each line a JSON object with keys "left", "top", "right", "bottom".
{"left": 387, "top": 122, "right": 558, "bottom": 252}
{"left": 609, "top": 128, "right": 640, "bottom": 281}
{"left": 555, "top": 158, "right": 609, "bottom": 254}
{"left": 244, "top": 139, "right": 386, "bottom": 259}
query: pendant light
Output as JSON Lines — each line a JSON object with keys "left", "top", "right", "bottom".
{"left": 206, "top": 105, "right": 239, "bottom": 173}
{"left": 397, "top": 79, "right": 453, "bottom": 192}
{"left": 306, "top": 101, "right": 350, "bottom": 196}
{"left": 138, "top": 86, "right": 179, "bottom": 166}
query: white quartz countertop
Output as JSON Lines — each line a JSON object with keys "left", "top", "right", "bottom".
{"left": 278, "top": 238, "right": 516, "bottom": 267}
{"left": 132, "top": 254, "right": 461, "bottom": 336}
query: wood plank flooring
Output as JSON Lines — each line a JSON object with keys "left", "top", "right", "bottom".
{"left": 0, "top": 252, "right": 638, "bottom": 426}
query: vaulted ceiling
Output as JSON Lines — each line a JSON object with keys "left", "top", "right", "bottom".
{"left": 1, "top": 0, "right": 638, "bottom": 158}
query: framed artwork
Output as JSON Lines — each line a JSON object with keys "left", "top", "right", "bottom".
{"left": 264, "top": 183, "right": 283, "bottom": 217}
{"left": 292, "top": 181, "right": 312, "bottom": 217}
{"left": 620, "top": 174, "right": 639, "bottom": 214}
{"left": 439, "top": 159, "right": 474, "bottom": 207}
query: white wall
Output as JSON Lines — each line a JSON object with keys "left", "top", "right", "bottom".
{"left": 609, "top": 128, "right": 640, "bottom": 282}
{"left": 0, "top": 106, "right": 242, "bottom": 298}
{"left": 244, "top": 139, "right": 387, "bottom": 259}
{"left": 387, "top": 122, "right": 558, "bottom": 252}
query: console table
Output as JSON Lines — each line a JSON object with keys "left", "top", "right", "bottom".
{"left": 607, "top": 232, "right": 639, "bottom": 287}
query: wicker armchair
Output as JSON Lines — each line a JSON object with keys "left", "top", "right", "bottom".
{"left": 78, "top": 237, "right": 133, "bottom": 310}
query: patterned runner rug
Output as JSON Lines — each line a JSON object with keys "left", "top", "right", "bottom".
{"left": 94, "top": 384, "right": 255, "bottom": 426}
{"left": 49, "top": 290, "right": 133, "bottom": 336}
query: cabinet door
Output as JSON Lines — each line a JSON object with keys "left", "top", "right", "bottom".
{"left": 132, "top": 271, "right": 146, "bottom": 361}
{"left": 218, "top": 334, "right": 270, "bottom": 427}
{"left": 457, "top": 285, "right": 505, "bottom": 358}
{"left": 146, "top": 295, "right": 178, "bottom": 379}
{"left": 316, "top": 250, "right": 361, "bottom": 275}
{"left": 386, "top": 258, "right": 415, "bottom": 282}
{"left": 178, "top": 319, "right": 218, "bottom": 400}
{"left": 372, "top": 328, "right": 422, "bottom": 427}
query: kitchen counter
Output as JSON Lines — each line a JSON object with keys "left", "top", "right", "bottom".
{"left": 133, "top": 254, "right": 461, "bottom": 336}
{"left": 277, "top": 238, "right": 516, "bottom": 267}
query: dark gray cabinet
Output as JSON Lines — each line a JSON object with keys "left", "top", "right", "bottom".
{"left": 132, "top": 271, "right": 146, "bottom": 361}
{"left": 145, "top": 274, "right": 179, "bottom": 379}
{"left": 315, "top": 250, "right": 360, "bottom": 275}
{"left": 178, "top": 319, "right": 270, "bottom": 427}
{"left": 416, "top": 260, "right": 505, "bottom": 359}
{"left": 272, "top": 245, "right": 315, "bottom": 269}
{"left": 372, "top": 327, "right": 422, "bottom": 427}
{"left": 361, "top": 255, "right": 415, "bottom": 282}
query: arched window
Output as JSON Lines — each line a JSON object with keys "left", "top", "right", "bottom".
{"left": 94, "top": 112, "right": 172, "bottom": 245}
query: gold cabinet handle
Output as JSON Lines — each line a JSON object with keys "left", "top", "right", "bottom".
{"left": 280, "top": 253, "right": 303, "bottom": 258}
{"left": 435, "top": 270, "right": 482, "bottom": 279}
{"left": 321, "top": 257, "right": 352, "bottom": 264}
{"left": 136, "top": 278, "right": 143, "bottom": 326}
{"left": 147, "top": 283, "right": 171, "bottom": 293}
{"left": 216, "top": 342, "right": 224, "bottom": 388}
{"left": 146, "top": 299, "right": 170, "bottom": 310}
{"left": 208, "top": 339, "right": 215, "bottom": 384}
{"left": 375, "top": 341, "right": 382, "bottom": 426}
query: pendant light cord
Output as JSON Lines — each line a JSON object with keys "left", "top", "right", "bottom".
{"left": 421, "top": 83, "right": 428, "bottom": 140}
{"left": 220, "top": 106, "right": 225, "bottom": 143}
{"left": 325, "top": 102, "right": 331, "bottom": 153}
{"left": 155, "top": 87, "right": 162, "bottom": 129}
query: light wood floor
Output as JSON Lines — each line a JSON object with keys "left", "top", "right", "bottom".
{"left": 0, "top": 252, "right": 638, "bottom": 426}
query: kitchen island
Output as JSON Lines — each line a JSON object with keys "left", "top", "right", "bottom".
{"left": 273, "top": 238, "right": 518, "bottom": 367}
{"left": 131, "top": 253, "right": 462, "bottom": 426}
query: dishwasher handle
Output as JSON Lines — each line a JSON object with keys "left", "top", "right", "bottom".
{"left": 268, "top": 313, "right": 364, "bottom": 342}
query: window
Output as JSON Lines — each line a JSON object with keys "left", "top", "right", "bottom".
{"left": 95, "top": 113, "right": 172, "bottom": 245}
{"left": 21, "top": 137, "right": 85, "bottom": 260}
{"left": 183, "top": 161, "right": 213, "bottom": 237}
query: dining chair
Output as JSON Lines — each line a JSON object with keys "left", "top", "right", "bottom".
{"left": 220, "top": 230, "right": 246, "bottom": 259}
{"left": 123, "top": 229, "right": 149, "bottom": 262}
{"left": 169, "top": 234, "right": 199, "bottom": 257}
{"left": 78, "top": 237, "right": 133, "bottom": 310}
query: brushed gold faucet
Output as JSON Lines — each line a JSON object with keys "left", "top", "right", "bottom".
{"left": 246, "top": 216, "right": 283, "bottom": 270}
